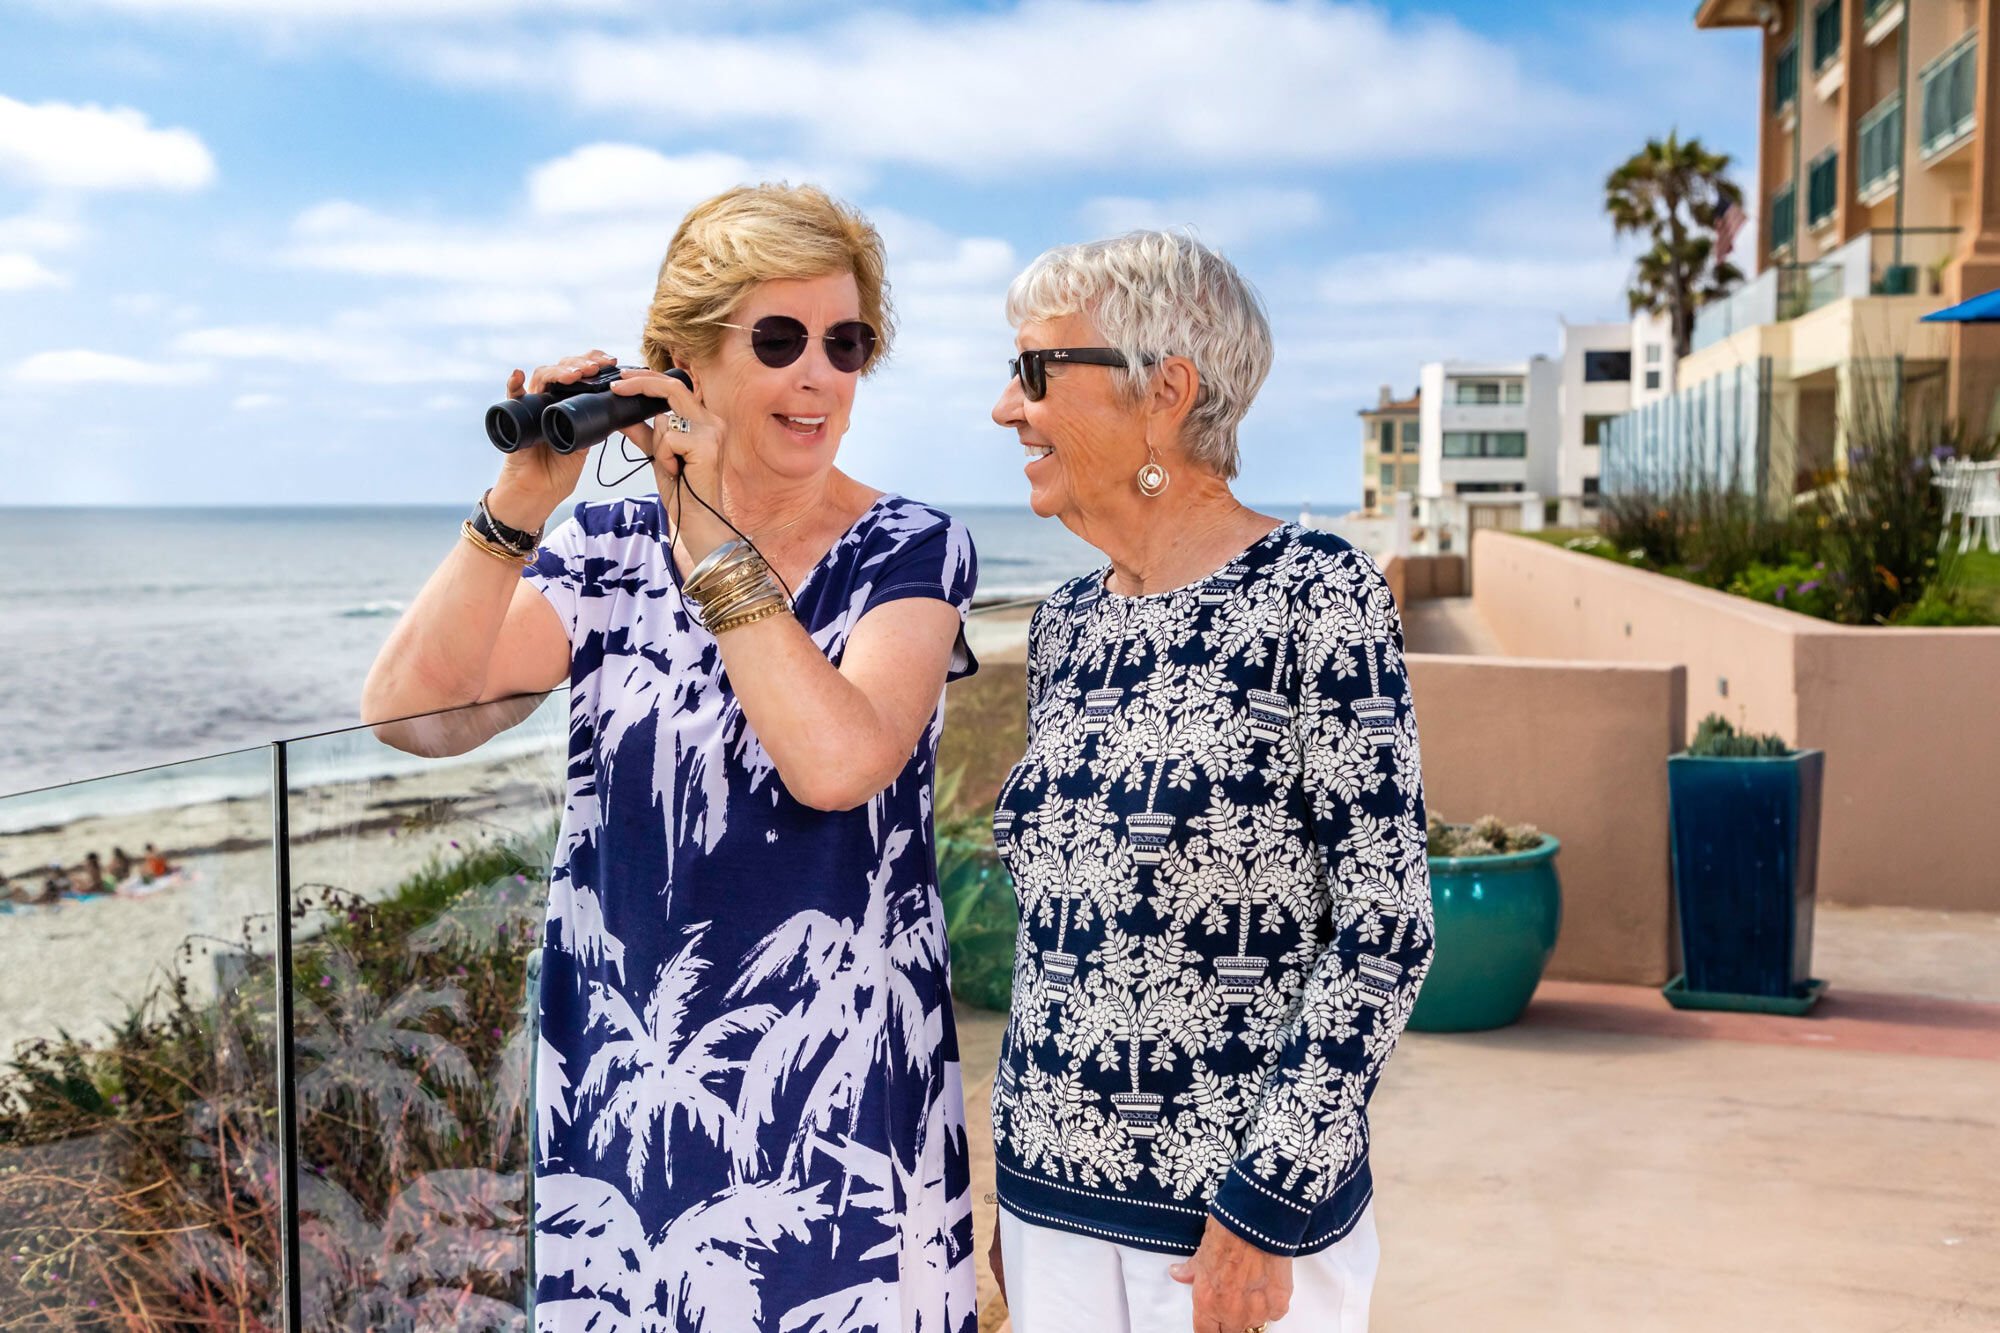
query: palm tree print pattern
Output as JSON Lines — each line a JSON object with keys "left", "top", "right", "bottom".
{"left": 522, "top": 494, "right": 979, "bottom": 1331}
{"left": 990, "top": 525, "right": 1432, "bottom": 1258}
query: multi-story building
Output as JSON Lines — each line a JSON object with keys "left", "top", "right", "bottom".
{"left": 1414, "top": 358, "right": 1560, "bottom": 543}
{"left": 1357, "top": 386, "right": 1420, "bottom": 515}
{"left": 1616, "top": 0, "right": 2000, "bottom": 507}
{"left": 1555, "top": 314, "right": 1678, "bottom": 523}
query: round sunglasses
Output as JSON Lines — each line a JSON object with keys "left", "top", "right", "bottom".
{"left": 1008, "top": 346, "right": 1157, "bottom": 401}
{"left": 714, "top": 316, "right": 878, "bottom": 373}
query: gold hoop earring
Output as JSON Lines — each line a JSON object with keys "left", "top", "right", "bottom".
{"left": 1137, "top": 441, "right": 1170, "bottom": 497}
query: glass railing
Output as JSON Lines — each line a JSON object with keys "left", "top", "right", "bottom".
{"left": 1921, "top": 30, "right": 1978, "bottom": 159}
{"left": 1857, "top": 92, "right": 1903, "bottom": 201}
{"left": 0, "top": 584, "right": 1089, "bottom": 1327}
{"left": 1807, "top": 150, "right": 1840, "bottom": 229}
{"left": 1863, "top": 0, "right": 1898, "bottom": 27}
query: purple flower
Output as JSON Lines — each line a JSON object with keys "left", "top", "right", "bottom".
{"left": 1799, "top": 580, "right": 1820, "bottom": 593}
{"left": 1814, "top": 561, "right": 1825, "bottom": 570}
{"left": 1776, "top": 585, "right": 1789, "bottom": 601}
{"left": 1933, "top": 445, "right": 1957, "bottom": 460}
{"left": 319, "top": 976, "right": 333, "bottom": 988}
{"left": 449, "top": 840, "right": 461, "bottom": 849}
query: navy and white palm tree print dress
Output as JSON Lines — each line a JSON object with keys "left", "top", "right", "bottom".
{"left": 521, "top": 492, "right": 980, "bottom": 1333}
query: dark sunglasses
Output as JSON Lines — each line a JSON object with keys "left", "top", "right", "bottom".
{"left": 1008, "top": 346, "right": 1156, "bottom": 401}
{"left": 715, "top": 315, "right": 877, "bottom": 373}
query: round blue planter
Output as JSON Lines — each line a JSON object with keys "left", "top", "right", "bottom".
{"left": 1408, "top": 835, "right": 1563, "bottom": 1033}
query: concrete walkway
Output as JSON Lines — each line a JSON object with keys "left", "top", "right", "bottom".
{"left": 957, "top": 905, "right": 2000, "bottom": 1331}
{"left": 1402, "top": 595, "right": 1505, "bottom": 657}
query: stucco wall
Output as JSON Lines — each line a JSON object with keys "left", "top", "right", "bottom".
{"left": 1471, "top": 530, "right": 2000, "bottom": 909}
{"left": 1408, "top": 654, "right": 1684, "bottom": 986}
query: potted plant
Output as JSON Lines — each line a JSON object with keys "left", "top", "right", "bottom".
{"left": 1407, "top": 815, "right": 1563, "bottom": 1033}
{"left": 1665, "top": 714, "right": 1825, "bottom": 1014}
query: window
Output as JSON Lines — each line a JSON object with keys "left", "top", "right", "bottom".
{"left": 1857, "top": 92, "right": 1904, "bottom": 199}
{"left": 1921, "top": 31, "right": 1978, "bottom": 159}
{"left": 1770, "top": 182, "right": 1797, "bottom": 253}
{"left": 1583, "top": 476, "right": 1602, "bottom": 507}
{"left": 1455, "top": 482, "right": 1524, "bottom": 494}
{"left": 1378, "top": 421, "right": 1395, "bottom": 451}
{"left": 1401, "top": 419, "right": 1419, "bottom": 447}
{"left": 1583, "top": 414, "right": 1615, "bottom": 446}
{"left": 1645, "top": 344, "right": 1662, "bottom": 365}
{"left": 1645, "top": 370, "right": 1662, "bottom": 390}
{"left": 1807, "top": 150, "right": 1838, "bottom": 228}
{"left": 1812, "top": 0, "right": 1841, "bottom": 72}
{"left": 1443, "top": 431, "right": 1528, "bottom": 459}
{"left": 1454, "top": 380, "right": 1499, "bottom": 405}
{"left": 1583, "top": 351, "right": 1631, "bottom": 383}
{"left": 1504, "top": 381, "right": 1524, "bottom": 405}
{"left": 1379, "top": 463, "right": 1396, "bottom": 488}
{"left": 1773, "top": 36, "right": 1799, "bottom": 112}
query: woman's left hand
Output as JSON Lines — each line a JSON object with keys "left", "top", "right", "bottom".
{"left": 608, "top": 368, "right": 733, "bottom": 555}
{"left": 1169, "top": 1218, "right": 1292, "bottom": 1333}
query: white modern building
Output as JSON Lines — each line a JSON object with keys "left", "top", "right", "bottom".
{"left": 1414, "top": 357, "right": 1559, "bottom": 549}
{"left": 1552, "top": 314, "right": 1677, "bottom": 525}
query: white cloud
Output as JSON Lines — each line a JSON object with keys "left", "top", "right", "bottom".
{"left": 231, "top": 392, "right": 282, "bottom": 411}
{"left": 171, "top": 323, "right": 489, "bottom": 384}
{"left": 524, "top": 144, "right": 863, "bottom": 219}
{"left": 0, "top": 254, "right": 65, "bottom": 291}
{"left": 1318, "top": 251, "right": 1633, "bottom": 318}
{"left": 423, "top": 1, "right": 1596, "bottom": 174}
{"left": 54, "top": 0, "right": 617, "bottom": 17}
{"left": 11, "top": 349, "right": 207, "bottom": 384}
{"left": 0, "top": 205, "right": 84, "bottom": 252}
{"left": 1077, "top": 188, "right": 1326, "bottom": 250}
{"left": 0, "top": 94, "right": 216, "bottom": 192}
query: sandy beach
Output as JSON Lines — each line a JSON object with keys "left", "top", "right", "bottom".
{"left": 0, "top": 612, "right": 1035, "bottom": 1063}
{"left": 0, "top": 741, "right": 567, "bottom": 1059}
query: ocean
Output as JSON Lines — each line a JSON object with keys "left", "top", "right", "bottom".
{"left": 0, "top": 501, "right": 1349, "bottom": 803}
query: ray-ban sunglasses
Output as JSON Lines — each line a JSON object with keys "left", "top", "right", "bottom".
{"left": 1007, "top": 347, "right": 1158, "bottom": 401}
{"left": 713, "top": 316, "right": 878, "bottom": 373}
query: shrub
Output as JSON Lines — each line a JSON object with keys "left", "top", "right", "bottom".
{"left": 1427, "top": 814, "right": 1545, "bottom": 857}
{"left": 1686, "top": 712, "right": 1791, "bottom": 757}
{"left": 1726, "top": 557, "right": 1837, "bottom": 620}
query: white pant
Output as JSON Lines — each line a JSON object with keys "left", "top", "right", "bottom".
{"left": 998, "top": 1203, "right": 1379, "bottom": 1333}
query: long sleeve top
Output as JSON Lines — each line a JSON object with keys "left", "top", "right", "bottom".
{"left": 989, "top": 522, "right": 1433, "bottom": 1257}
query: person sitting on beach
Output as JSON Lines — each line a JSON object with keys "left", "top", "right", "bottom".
{"left": 362, "top": 184, "right": 981, "bottom": 1329}
{"left": 984, "top": 232, "right": 1432, "bottom": 1333}
{"left": 39, "top": 866, "right": 67, "bottom": 903}
{"left": 142, "top": 843, "right": 172, "bottom": 880}
{"left": 109, "top": 847, "right": 133, "bottom": 882}
{"left": 81, "top": 852, "right": 111, "bottom": 895}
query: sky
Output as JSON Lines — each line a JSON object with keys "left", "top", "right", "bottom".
{"left": 0, "top": 0, "right": 1760, "bottom": 511}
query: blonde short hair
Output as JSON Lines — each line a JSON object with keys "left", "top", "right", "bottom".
{"left": 1006, "top": 230, "right": 1271, "bottom": 480}
{"left": 641, "top": 183, "right": 894, "bottom": 375}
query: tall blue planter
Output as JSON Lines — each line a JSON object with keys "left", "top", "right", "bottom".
{"left": 1667, "top": 750, "right": 1823, "bottom": 999}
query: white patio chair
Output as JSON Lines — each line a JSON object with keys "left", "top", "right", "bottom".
{"left": 1964, "top": 461, "right": 2000, "bottom": 555}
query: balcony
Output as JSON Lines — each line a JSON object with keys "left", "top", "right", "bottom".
{"left": 1856, "top": 92, "right": 1903, "bottom": 204}
{"left": 1921, "top": 30, "right": 1979, "bottom": 161}
{"left": 1863, "top": 0, "right": 1903, "bottom": 46}
{"left": 1690, "top": 227, "right": 1958, "bottom": 352}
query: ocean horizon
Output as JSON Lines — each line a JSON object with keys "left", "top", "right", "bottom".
{"left": 0, "top": 499, "right": 1360, "bottom": 803}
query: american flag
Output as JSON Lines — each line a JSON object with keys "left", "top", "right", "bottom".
{"left": 1715, "top": 199, "right": 1746, "bottom": 261}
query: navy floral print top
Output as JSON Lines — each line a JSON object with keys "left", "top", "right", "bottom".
{"left": 990, "top": 523, "right": 1433, "bottom": 1257}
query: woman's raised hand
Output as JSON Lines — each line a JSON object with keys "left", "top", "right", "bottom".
{"left": 609, "top": 366, "right": 733, "bottom": 555}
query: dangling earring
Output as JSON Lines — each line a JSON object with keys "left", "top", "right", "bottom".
{"left": 1137, "top": 437, "right": 1170, "bottom": 497}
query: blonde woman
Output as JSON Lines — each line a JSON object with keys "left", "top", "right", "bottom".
{"left": 364, "top": 185, "right": 980, "bottom": 1332}
{"left": 985, "top": 232, "right": 1432, "bottom": 1332}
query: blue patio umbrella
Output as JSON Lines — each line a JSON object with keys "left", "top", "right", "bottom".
{"left": 1922, "top": 287, "right": 2000, "bottom": 322}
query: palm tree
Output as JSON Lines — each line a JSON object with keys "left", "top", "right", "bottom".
{"left": 577, "top": 926, "right": 780, "bottom": 1195}
{"left": 1606, "top": 132, "right": 1745, "bottom": 358}
{"left": 534, "top": 1170, "right": 831, "bottom": 1331}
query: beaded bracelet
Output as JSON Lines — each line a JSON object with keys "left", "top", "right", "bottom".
{"left": 461, "top": 520, "right": 530, "bottom": 566}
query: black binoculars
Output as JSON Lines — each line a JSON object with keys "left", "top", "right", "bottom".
{"left": 485, "top": 366, "right": 694, "bottom": 455}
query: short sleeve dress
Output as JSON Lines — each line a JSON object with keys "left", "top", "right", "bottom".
{"left": 520, "top": 492, "right": 980, "bottom": 1333}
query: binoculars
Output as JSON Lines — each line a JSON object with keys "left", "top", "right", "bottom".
{"left": 485, "top": 366, "right": 694, "bottom": 455}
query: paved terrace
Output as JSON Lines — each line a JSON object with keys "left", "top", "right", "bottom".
{"left": 959, "top": 903, "right": 2000, "bottom": 1331}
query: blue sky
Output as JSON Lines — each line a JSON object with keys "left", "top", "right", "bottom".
{"left": 0, "top": 0, "right": 1759, "bottom": 510}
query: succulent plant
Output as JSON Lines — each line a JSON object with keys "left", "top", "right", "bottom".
{"left": 1427, "top": 814, "right": 1545, "bottom": 858}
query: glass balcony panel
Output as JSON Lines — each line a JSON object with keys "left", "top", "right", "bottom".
{"left": 1920, "top": 32, "right": 1978, "bottom": 158}
{"left": 0, "top": 749, "right": 281, "bottom": 1327}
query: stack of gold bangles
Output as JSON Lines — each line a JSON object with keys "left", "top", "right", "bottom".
{"left": 683, "top": 539, "right": 789, "bottom": 635}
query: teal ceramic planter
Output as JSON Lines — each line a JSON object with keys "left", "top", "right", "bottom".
{"left": 1408, "top": 835, "right": 1563, "bottom": 1033}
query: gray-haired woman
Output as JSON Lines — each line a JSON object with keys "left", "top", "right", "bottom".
{"left": 984, "top": 231, "right": 1433, "bottom": 1333}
